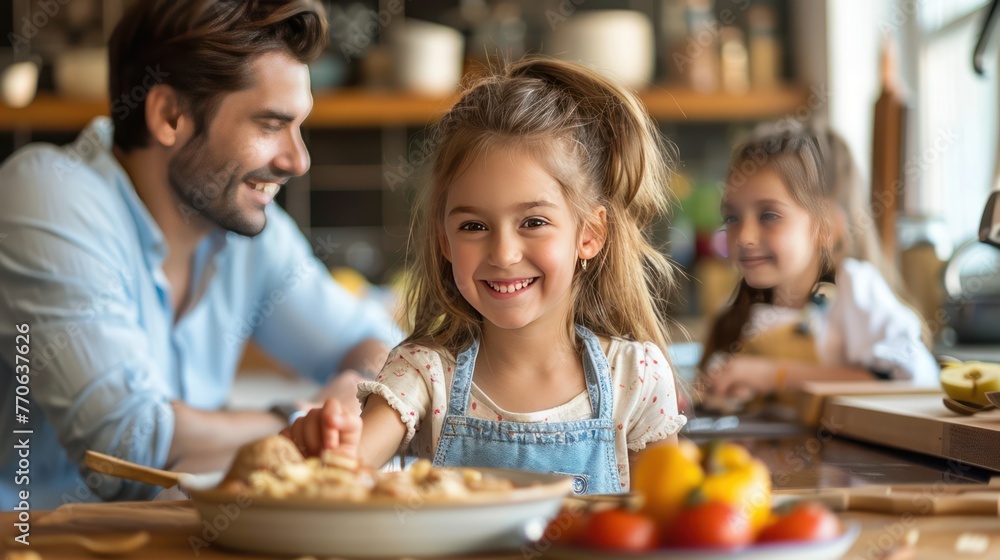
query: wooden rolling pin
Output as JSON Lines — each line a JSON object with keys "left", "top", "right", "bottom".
{"left": 775, "top": 481, "right": 1000, "bottom": 516}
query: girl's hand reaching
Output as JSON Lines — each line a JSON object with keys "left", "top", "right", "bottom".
{"left": 280, "top": 398, "right": 362, "bottom": 458}
{"left": 703, "top": 355, "right": 784, "bottom": 399}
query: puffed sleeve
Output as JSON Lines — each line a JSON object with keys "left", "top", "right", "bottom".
{"left": 356, "top": 345, "right": 440, "bottom": 447}
{"left": 624, "top": 342, "right": 688, "bottom": 451}
{"left": 824, "top": 258, "right": 939, "bottom": 386}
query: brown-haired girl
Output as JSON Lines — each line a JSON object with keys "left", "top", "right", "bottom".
{"left": 284, "top": 58, "right": 687, "bottom": 494}
{"left": 701, "top": 128, "right": 938, "bottom": 400}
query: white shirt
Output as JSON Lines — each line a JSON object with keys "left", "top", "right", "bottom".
{"left": 744, "top": 258, "right": 938, "bottom": 386}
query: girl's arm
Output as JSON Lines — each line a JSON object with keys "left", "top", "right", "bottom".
{"left": 356, "top": 395, "right": 409, "bottom": 468}
{"left": 780, "top": 359, "right": 875, "bottom": 387}
{"left": 624, "top": 342, "right": 686, "bottom": 474}
{"left": 704, "top": 355, "right": 873, "bottom": 397}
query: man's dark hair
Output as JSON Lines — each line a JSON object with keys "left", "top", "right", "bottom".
{"left": 108, "top": 0, "right": 328, "bottom": 151}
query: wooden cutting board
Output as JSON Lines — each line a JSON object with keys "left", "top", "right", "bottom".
{"left": 788, "top": 381, "right": 941, "bottom": 426}
{"left": 822, "top": 394, "right": 1000, "bottom": 471}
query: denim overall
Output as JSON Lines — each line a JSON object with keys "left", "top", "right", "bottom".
{"left": 432, "top": 325, "right": 621, "bottom": 494}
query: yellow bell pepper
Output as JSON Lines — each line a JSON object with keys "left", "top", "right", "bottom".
{"left": 632, "top": 441, "right": 773, "bottom": 534}
{"left": 698, "top": 442, "right": 772, "bottom": 534}
{"left": 631, "top": 440, "right": 704, "bottom": 526}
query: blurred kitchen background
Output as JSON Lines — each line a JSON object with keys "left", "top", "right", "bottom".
{"left": 2, "top": 0, "right": 999, "bottom": 357}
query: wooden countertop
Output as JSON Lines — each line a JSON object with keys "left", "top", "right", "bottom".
{"left": 2, "top": 430, "right": 997, "bottom": 559}
{"left": 2, "top": 501, "right": 998, "bottom": 559}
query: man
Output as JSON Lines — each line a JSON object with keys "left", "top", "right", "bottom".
{"left": 0, "top": 0, "right": 397, "bottom": 509}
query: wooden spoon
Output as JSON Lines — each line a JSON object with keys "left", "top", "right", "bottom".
{"left": 84, "top": 450, "right": 186, "bottom": 488}
{"left": 985, "top": 391, "right": 1000, "bottom": 409}
{"left": 943, "top": 397, "right": 996, "bottom": 415}
{"left": 4, "top": 531, "right": 150, "bottom": 557}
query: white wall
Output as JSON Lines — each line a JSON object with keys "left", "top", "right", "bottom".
{"left": 825, "top": 0, "right": 907, "bottom": 186}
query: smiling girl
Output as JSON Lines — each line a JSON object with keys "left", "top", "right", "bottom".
{"left": 700, "top": 129, "right": 938, "bottom": 399}
{"left": 282, "top": 58, "right": 687, "bottom": 493}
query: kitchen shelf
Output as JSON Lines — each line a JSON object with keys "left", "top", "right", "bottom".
{"left": 0, "top": 85, "right": 813, "bottom": 131}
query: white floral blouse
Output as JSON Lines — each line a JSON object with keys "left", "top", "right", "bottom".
{"left": 357, "top": 337, "right": 687, "bottom": 490}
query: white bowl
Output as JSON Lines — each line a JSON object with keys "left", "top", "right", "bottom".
{"left": 393, "top": 19, "right": 465, "bottom": 96}
{"left": 185, "top": 468, "right": 572, "bottom": 557}
{"left": 547, "top": 10, "right": 655, "bottom": 89}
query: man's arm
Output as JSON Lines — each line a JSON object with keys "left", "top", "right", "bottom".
{"left": 339, "top": 338, "right": 391, "bottom": 378}
{"left": 248, "top": 209, "right": 401, "bottom": 384}
{"left": 167, "top": 402, "right": 286, "bottom": 473}
{"left": 0, "top": 147, "right": 179, "bottom": 501}
{"left": 307, "top": 338, "right": 391, "bottom": 415}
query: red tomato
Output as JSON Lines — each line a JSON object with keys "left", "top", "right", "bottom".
{"left": 543, "top": 508, "right": 591, "bottom": 546}
{"left": 580, "top": 509, "right": 658, "bottom": 552}
{"left": 758, "top": 502, "right": 841, "bottom": 543}
{"left": 663, "top": 502, "right": 754, "bottom": 549}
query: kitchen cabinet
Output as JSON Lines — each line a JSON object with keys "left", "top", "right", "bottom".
{"left": 2, "top": 0, "right": 816, "bottom": 283}
{"left": 0, "top": 86, "right": 814, "bottom": 280}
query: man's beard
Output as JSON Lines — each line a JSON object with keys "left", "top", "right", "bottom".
{"left": 167, "top": 135, "right": 269, "bottom": 237}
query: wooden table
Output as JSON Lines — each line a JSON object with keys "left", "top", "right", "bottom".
{"left": 3, "top": 428, "right": 999, "bottom": 559}
{"left": 4, "top": 505, "right": 1000, "bottom": 559}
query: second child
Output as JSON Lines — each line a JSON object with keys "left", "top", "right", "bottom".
{"left": 701, "top": 129, "right": 938, "bottom": 399}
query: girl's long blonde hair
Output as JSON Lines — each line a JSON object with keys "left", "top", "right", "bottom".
{"left": 403, "top": 57, "right": 680, "bottom": 357}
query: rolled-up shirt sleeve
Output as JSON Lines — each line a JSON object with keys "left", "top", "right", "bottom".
{"left": 0, "top": 149, "right": 174, "bottom": 501}
{"left": 249, "top": 208, "right": 401, "bottom": 382}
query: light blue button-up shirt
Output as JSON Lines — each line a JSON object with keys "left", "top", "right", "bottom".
{"left": 0, "top": 118, "right": 399, "bottom": 510}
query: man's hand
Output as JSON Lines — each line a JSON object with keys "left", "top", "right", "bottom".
{"left": 310, "top": 369, "right": 366, "bottom": 416}
{"left": 281, "top": 398, "right": 362, "bottom": 458}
